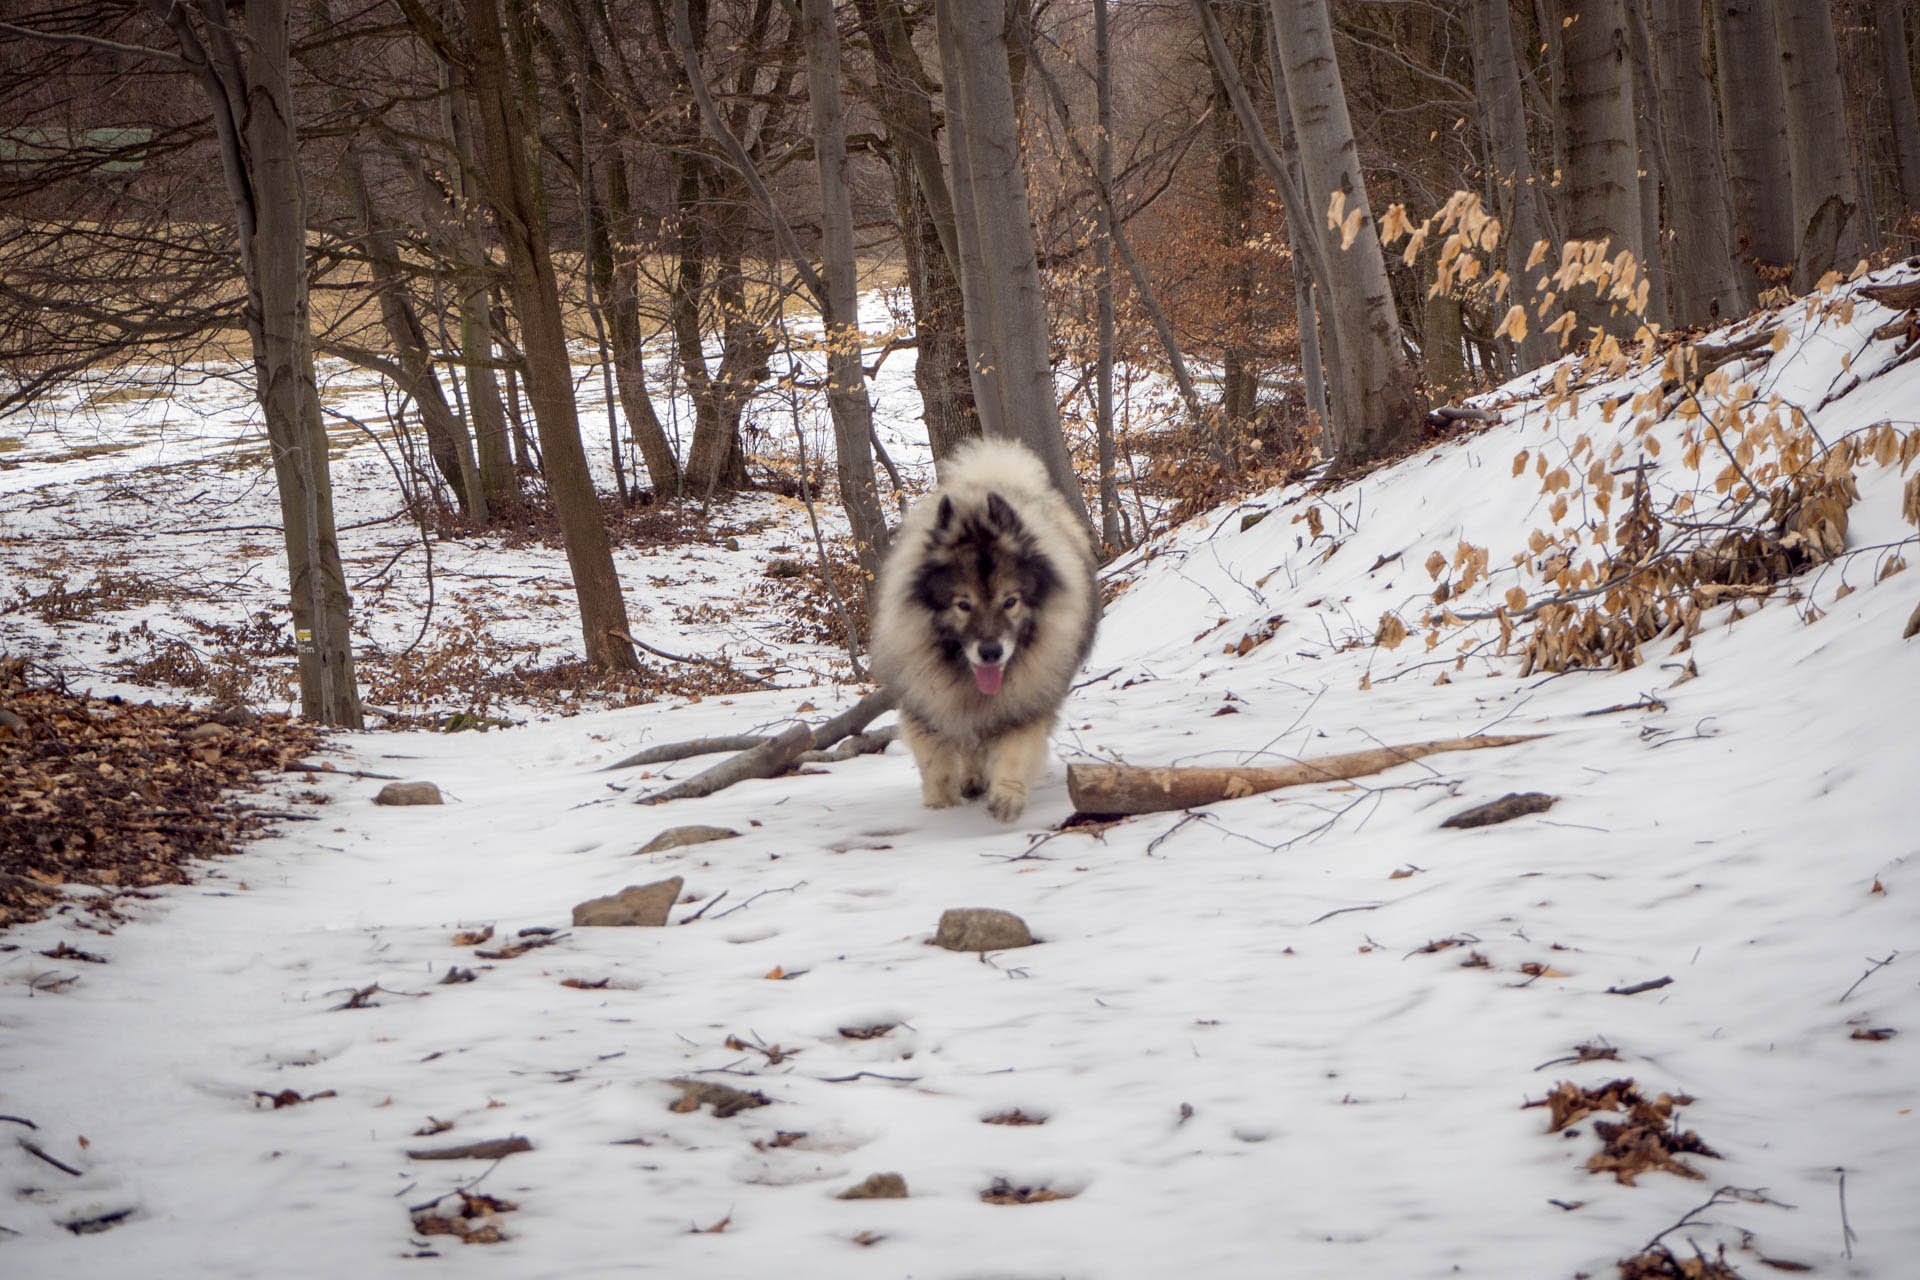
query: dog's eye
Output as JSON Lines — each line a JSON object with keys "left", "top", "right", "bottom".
{"left": 953, "top": 600, "right": 972, "bottom": 612}
{"left": 1003, "top": 595, "right": 1020, "bottom": 610}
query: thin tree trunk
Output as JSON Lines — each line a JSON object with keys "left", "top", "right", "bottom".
{"left": 341, "top": 149, "right": 487, "bottom": 519}
{"left": 1021, "top": 29, "right": 1221, "bottom": 463}
{"left": 1877, "top": 0, "right": 1920, "bottom": 217}
{"left": 1268, "top": 0, "right": 1423, "bottom": 469}
{"left": 935, "top": 0, "right": 1089, "bottom": 518}
{"left": 852, "top": 0, "right": 980, "bottom": 463}
{"left": 1651, "top": 0, "right": 1750, "bottom": 324}
{"left": 1093, "top": 0, "right": 1122, "bottom": 551}
{"left": 1553, "top": 0, "right": 1643, "bottom": 338}
{"left": 1772, "top": 0, "right": 1868, "bottom": 289}
{"left": 462, "top": 0, "right": 638, "bottom": 671}
{"left": 1623, "top": 0, "right": 1669, "bottom": 328}
{"left": 439, "top": 57, "right": 519, "bottom": 511}
{"left": 1468, "top": 0, "right": 1557, "bottom": 369}
{"left": 801, "top": 0, "right": 890, "bottom": 588}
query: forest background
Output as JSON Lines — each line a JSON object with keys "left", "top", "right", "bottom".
{"left": 2, "top": 0, "right": 1916, "bottom": 725}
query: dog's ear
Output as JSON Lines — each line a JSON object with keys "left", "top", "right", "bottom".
{"left": 983, "top": 491, "right": 1023, "bottom": 534}
{"left": 935, "top": 494, "right": 955, "bottom": 531}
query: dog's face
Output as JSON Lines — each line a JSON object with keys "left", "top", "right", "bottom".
{"left": 912, "top": 492, "right": 1058, "bottom": 695}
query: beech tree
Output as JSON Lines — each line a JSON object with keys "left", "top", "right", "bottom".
{"left": 458, "top": 0, "right": 641, "bottom": 672}
{"left": 140, "top": 0, "right": 362, "bottom": 726}
{"left": 1268, "top": 0, "right": 1423, "bottom": 469}
{"left": 1772, "top": 0, "right": 1868, "bottom": 288}
{"left": 1553, "top": 0, "right": 1643, "bottom": 338}
{"left": 935, "top": 0, "right": 1090, "bottom": 517}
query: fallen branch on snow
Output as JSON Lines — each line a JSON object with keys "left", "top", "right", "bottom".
{"left": 634, "top": 689, "right": 899, "bottom": 804}
{"left": 1065, "top": 734, "right": 1544, "bottom": 816}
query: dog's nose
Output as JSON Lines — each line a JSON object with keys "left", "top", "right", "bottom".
{"left": 976, "top": 640, "right": 1003, "bottom": 664}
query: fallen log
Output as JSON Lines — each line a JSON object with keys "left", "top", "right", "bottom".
{"left": 1066, "top": 734, "right": 1544, "bottom": 816}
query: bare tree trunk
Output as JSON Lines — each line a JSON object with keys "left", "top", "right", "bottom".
{"left": 1772, "top": 0, "right": 1868, "bottom": 288}
{"left": 1093, "top": 0, "right": 1123, "bottom": 551}
{"left": 1651, "top": 0, "right": 1750, "bottom": 324}
{"left": 1268, "top": 0, "right": 1423, "bottom": 469}
{"left": 462, "top": 0, "right": 638, "bottom": 671}
{"left": 1623, "top": 0, "right": 1669, "bottom": 328}
{"left": 1712, "top": 0, "right": 1796, "bottom": 289}
{"left": 340, "top": 148, "right": 487, "bottom": 519}
{"left": 145, "top": 0, "right": 362, "bottom": 727}
{"left": 851, "top": 0, "right": 980, "bottom": 462}
{"left": 801, "top": 0, "right": 890, "bottom": 588}
{"left": 1468, "top": 0, "right": 1557, "bottom": 369}
{"left": 935, "top": 0, "right": 1089, "bottom": 520}
{"left": 1876, "top": 0, "right": 1920, "bottom": 217}
{"left": 1552, "top": 0, "right": 1643, "bottom": 338}
{"left": 439, "top": 57, "right": 519, "bottom": 512}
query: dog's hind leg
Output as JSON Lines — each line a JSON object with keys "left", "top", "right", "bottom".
{"left": 983, "top": 719, "right": 1052, "bottom": 823}
{"left": 901, "top": 718, "right": 967, "bottom": 809}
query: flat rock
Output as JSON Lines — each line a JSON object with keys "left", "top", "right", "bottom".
{"left": 837, "top": 1172, "right": 908, "bottom": 1200}
{"left": 574, "top": 877, "right": 684, "bottom": 927}
{"left": 374, "top": 781, "right": 443, "bottom": 806}
{"left": 1439, "top": 791, "right": 1558, "bottom": 829}
{"left": 934, "top": 908, "right": 1034, "bottom": 952}
{"left": 638, "top": 825, "right": 741, "bottom": 854}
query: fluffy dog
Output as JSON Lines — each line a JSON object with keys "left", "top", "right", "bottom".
{"left": 870, "top": 439, "right": 1098, "bottom": 822}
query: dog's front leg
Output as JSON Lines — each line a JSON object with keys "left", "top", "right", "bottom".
{"left": 902, "top": 718, "right": 967, "bottom": 809}
{"left": 983, "top": 719, "right": 1052, "bottom": 823}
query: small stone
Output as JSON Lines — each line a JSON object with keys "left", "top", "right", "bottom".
{"left": 182, "top": 722, "right": 232, "bottom": 743}
{"left": 638, "top": 825, "right": 741, "bottom": 854}
{"left": 837, "top": 1172, "right": 908, "bottom": 1200}
{"left": 933, "top": 908, "right": 1034, "bottom": 952}
{"left": 573, "top": 877, "right": 684, "bottom": 927}
{"left": 1439, "top": 792, "right": 1557, "bottom": 829}
{"left": 374, "top": 781, "right": 443, "bottom": 806}
{"left": 764, "top": 559, "right": 804, "bottom": 579}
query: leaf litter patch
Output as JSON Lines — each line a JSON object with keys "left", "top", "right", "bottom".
{"left": 1526, "top": 1078, "right": 1721, "bottom": 1185}
{"left": 409, "top": 1189, "right": 516, "bottom": 1245}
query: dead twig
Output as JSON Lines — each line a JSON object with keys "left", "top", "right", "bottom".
{"left": 17, "top": 1138, "right": 82, "bottom": 1177}
{"left": 1839, "top": 951, "right": 1897, "bottom": 1003}
{"left": 1607, "top": 976, "right": 1673, "bottom": 996}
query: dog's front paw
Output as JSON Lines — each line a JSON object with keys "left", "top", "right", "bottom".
{"left": 922, "top": 778, "right": 962, "bottom": 809}
{"left": 985, "top": 784, "right": 1027, "bottom": 824}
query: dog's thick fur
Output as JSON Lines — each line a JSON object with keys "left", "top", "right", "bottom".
{"left": 870, "top": 439, "right": 1098, "bottom": 822}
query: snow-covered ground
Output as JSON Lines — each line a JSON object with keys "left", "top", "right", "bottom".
{"left": 2, "top": 273, "right": 1917, "bottom": 1278}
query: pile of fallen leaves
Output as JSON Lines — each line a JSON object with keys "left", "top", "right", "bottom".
{"left": 0, "top": 656, "right": 323, "bottom": 928}
{"left": 1529, "top": 1077, "right": 1721, "bottom": 1185}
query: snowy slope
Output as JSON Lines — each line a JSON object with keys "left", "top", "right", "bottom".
{"left": 2, "top": 272, "right": 1917, "bottom": 1279}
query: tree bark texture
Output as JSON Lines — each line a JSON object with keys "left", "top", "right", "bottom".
{"left": 1093, "top": 0, "right": 1123, "bottom": 552}
{"left": 934, "top": 0, "right": 1090, "bottom": 520}
{"left": 1267, "top": 0, "right": 1423, "bottom": 470}
{"left": 1879, "top": 0, "right": 1920, "bottom": 216}
{"left": 1623, "top": 0, "right": 1670, "bottom": 327}
{"left": 801, "top": 0, "right": 890, "bottom": 590}
{"left": 148, "top": 0, "right": 363, "bottom": 727}
{"left": 1771, "top": 0, "right": 1868, "bottom": 289}
{"left": 463, "top": 0, "right": 638, "bottom": 672}
{"left": 853, "top": 0, "right": 980, "bottom": 463}
{"left": 1553, "top": 0, "right": 1643, "bottom": 338}
{"left": 1468, "top": 0, "right": 1557, "bottom": 369}
{"left": 1711, "top": 0, "right": 1796, "bottom": 287}
{"left": 438, "top": 56, "right": 520, "bottom": 511}
{"left": 1650, "top": 0, "right": 1750, "bottom": 324}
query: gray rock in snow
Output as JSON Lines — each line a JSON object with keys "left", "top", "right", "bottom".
{"left": 573, "top": 877, "right": 685, "bottom": 927}
{"left": 933, "top": 908, "right": 1035, "bottom": 952}
{"left": 374, "top": 781, "right": 443, "bottom": 806}
{"left": 638, "top": 825, "right": 741, "bottom": 854}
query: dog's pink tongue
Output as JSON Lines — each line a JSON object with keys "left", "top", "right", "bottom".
{"left": 972, "top": 663, "right": 1004, "bottom": 695}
